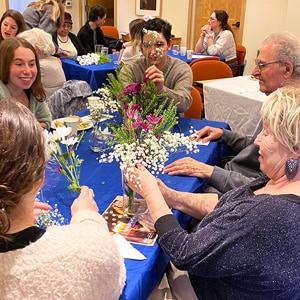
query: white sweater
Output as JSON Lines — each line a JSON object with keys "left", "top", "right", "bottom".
{"left": 0, "top": 210, "right": 126, "bottom": 300}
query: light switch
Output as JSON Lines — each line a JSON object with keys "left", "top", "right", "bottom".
{"left": 66, "top": 0, "right": 72, "bottom": 7}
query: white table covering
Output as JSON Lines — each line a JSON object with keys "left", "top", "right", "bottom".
{"left": 203, "top": 76, "right": 266, "bottom": 137}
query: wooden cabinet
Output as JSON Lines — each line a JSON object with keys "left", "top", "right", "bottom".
{"left": 171, "top": 37, "right": 181, "bottom": 47}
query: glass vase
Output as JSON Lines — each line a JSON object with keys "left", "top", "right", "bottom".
{"left": 88, "top": 126, "right": 113, "bottom": 152}
{"left": 121, "top": 171, "right": 147, "bottom": 216}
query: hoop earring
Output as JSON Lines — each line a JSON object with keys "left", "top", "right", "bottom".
{"left": 285, "top": 158, "right": 298, "bottom": 180}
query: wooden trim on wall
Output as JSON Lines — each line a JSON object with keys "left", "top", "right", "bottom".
{"left": 186, "top": 0, "right": 193, "bottom": 48}
{"left": 5, "top": 0, "right": 9, "bottom": 9}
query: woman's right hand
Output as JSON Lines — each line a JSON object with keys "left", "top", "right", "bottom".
{"left": 191, "top": 126, "right": 223, "bottom": 143}
{"left": 71, "top": 186, "right": 98, "bottom": 216}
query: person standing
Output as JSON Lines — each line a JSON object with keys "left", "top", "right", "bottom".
{"left": 22, "top": 0, "right": 66, "bottom": 35}
{"left": 77, "top": 5, "right": 108, "bottom": 54}
{"left": 194, "top": 10, "right": 237, "bottom": 75}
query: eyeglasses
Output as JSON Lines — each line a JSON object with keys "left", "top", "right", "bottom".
{"left": 255, "top": 59, "right": 282, "bottom": 71}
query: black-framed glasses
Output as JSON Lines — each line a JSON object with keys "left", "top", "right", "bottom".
{"left": 255, "top": 59, "right": 282, "bottom": 71}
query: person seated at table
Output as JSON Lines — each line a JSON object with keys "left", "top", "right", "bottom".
{"left": 22, "top": 0, "right": 66, "bottom": 35}
{"left": 0, "top": 37, "right": 52, "bottom": 130}
{"left": 164, "top": 31, "right": 300, "bottom": 196}
{"left": 0, "top": 9, "right": 26, "bottom": 43}
{"left": 119, "top": 18, "right": 145, "bottom": 65}
{"left": 119, "top": 17, "right": 192, "bottom": 116}
{"left": 53, "top": 12, "right": 87, "bottom": 57}
{"left": 19, "top": 28, "right": 66, "bottom": 99}
{"left": 0, "top": 97, "right": 126, "bottom": 299}
{"left": 77, "top": 5, "right": 108, "bottom": 54}
{"left": 194, "top": 10, "right": 237, "bottom": 75}
{"left": 127, "top": 86, "right": 300, "bottom": 299}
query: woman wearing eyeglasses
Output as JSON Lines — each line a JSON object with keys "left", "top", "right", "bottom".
{"left": 194, "top": 10, "right": 238, "bottom": 75}
{"left": 53, "top": 12, "right": 87, "bottom": 57}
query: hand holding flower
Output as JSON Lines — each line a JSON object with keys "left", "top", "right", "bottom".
{"left": 33, "top": 201, "right": 52, "bottom": 223}
{"left": 71, "top": 186, "right": 99, "bottom": 216}
{"left": 145, "top": 65, "right": 165, "bottom": 93}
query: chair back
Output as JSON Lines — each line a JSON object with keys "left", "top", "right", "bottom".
{"left": 121, "top": 34, "right": 130, "bottom": 42}
{"left": 189, "top": 56, "right": 220, "bottom": 67}
{"left": 184, "top": 87, "right": 203, "bottom": 119}
{"left": 101, "top": 26, "right": 119, "bottom": 39}
{"left": 190, "top": 59, "right": 233, "bottom": 86}
{"left": 234, "top": 44, "right": 247, "bottom": 76}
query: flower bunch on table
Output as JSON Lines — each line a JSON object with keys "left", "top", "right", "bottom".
{"left": 99, "top": 76, "right": 199, "bottom": 174}
{"left": 45, "top": 126, "right": 85, "bottom": 194}
{"left": 77, "top": 52, "right": 111, "bottom": 65}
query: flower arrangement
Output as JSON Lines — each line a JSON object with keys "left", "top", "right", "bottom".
{"left": 77, "top": 52, "right": 111, "bottom": 65}
{"left": 46, "top": 126, "right": 85, "bottom": 194}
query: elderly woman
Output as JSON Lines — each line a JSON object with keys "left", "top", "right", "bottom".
{"left": 18, "top": 28, "right": 66, "bottom": 99}
{"left": 127, "top": 86, "right": 300, "bottom": 299}
{"left": 53, "top": 12, "right": 87, "bottom": 57}
{"left": 0, "top": 9, "right": 26, "bottom": 43}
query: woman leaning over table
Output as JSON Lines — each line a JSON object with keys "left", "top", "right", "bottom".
{"left": 0, "top": 98, "right": 126, "bottom": 299}
{"left": 195, "top": 10, "right": 237, "bottom": 75}
{"left": 127, "top": 86, "right": 300, "bottom": 299}
{"left": 0, "top": 9, "right": 26, "bottom": 43}
{"left": 23, "top": 0, "right": 66, "bottom": 35}
{"left": 0, "top": 37, "right": 52, "bottom": 130}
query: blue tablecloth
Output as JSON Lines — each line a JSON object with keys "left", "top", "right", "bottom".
{"left": 168, "top": 50, "right": 225, "bottom": 63}
{"left": 61, "top": 55, "right": 118, "bottom": 91}
{"left": 42, "top": 112, "right": 230, "bottom": 299}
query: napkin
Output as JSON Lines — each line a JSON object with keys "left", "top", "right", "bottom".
{"left": 113, "top": 233, "right": 146, "bottom": 260}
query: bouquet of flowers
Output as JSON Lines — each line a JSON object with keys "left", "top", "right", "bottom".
{"left": 45, "top": 126, "right": 85, "bottom": 194}
{"left": 77, "top": 52, "right": 111, "bottom": 65}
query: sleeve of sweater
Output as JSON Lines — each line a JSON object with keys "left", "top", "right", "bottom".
{"left": 1, "top": 210, "right": 126, "bottom": 300}
{"left": 220, "top": 129, "right": 254, "bottom": 153}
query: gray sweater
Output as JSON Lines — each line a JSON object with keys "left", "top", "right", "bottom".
{"left": 119, "top": 56, "right": 193, "bottom": 115}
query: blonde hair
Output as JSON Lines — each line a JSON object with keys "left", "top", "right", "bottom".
{"left": 261, "top": 86, "right": 300, "bottom": 154}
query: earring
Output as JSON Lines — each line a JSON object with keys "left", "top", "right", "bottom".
{"left": 285, "top": 158, "right": 298, "bottom": 180}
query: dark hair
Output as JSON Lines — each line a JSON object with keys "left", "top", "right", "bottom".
{"left": 214, "top": 10, "right": 233, "bottom": 32}
{"left": 89, "top": 5, "right": 107, "bottom": 22}
{"left": 142, "top": 18, "right": 172, "bottom": 44}
{"left": 0, "top": 37, "right": 46, "bottom": 101}
{"left": 0, "top": 9, "right": 26, "bottom": 43}
{"left": 0, "top": 97, "right": 46, "bottom": 242}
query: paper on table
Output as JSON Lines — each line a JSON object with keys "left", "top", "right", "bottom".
{"left": 113, "top": 233, "right": 146, "bottom": 260}
{"left": 190, "top": 134, "right": 210, "bottom": 146}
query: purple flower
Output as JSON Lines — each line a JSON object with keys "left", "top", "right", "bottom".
{"left": 146, "top": 114, "right": 163, "bottom": 124}
{"left": 123, "top": 83, "right": 143, "bottom": 95}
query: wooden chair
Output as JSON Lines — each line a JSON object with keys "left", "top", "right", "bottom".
{"left": 121, "top": 33, "right": 130, "bottom": 42}
{"left": 184, "top": 87, "right": 203, "bottom": 119}
{"left": 101, "top": 26, "right": 119, "bottom": 39}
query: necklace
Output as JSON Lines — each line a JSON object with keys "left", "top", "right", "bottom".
{"left": 57, "top": 35, "right": 69, "bottom": 43}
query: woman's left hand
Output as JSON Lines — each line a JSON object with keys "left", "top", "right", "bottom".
{"left": 33, "top": 201, "right": 52, "bottom": 223}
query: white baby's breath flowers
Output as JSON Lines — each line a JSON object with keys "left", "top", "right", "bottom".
{"left": 99, "top": 131, "right": 199, "bottom": 175}
{"left": 77, "top": 53, "right": 100, "bottom": 65}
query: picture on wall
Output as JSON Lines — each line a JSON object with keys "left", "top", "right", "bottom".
{"left": 135, "top": 0, "right": 161, "bottom": 17}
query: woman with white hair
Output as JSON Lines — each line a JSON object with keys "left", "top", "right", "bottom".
{"left": 19, "top": 28, "right": 66, "bottom": 99}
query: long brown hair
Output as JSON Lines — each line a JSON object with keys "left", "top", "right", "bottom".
{"left": 0, "top": 37, "right": 46, "bottom": 101}
{"left": 0, "top": 9, "right": 26, "bottom": 43}
{"left": 0, "top": 98, "right": 46, "bottom": 243}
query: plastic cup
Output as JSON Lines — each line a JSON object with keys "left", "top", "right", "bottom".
{"left": 113, "top": 51, "right": 120, "bottom": 64}
{"left": 172, "top": 44, "right": 179, "bottom": 55}
{"left": 187, "top": 50, "right": 193, "bottom": 60}
{"left": 180, "top": 46, "right": 187, "bottom": 56}
{"left": 101, "top": 47, "right": 109, "bottom": 55}
{"left": 94, "top": 44, "right": 103, "bottom": 53}
{"left": 87, "top": 96, "right": 100, "bottom": 112}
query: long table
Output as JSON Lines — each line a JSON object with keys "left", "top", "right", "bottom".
{"left": 203, "top": 76, "right": 266, "bottom": 137}
{"left": 61, "top": 55, "right": 118, "bottom": 91}
{"left": 42, "top": 113, "right": 230, "bottom": 299}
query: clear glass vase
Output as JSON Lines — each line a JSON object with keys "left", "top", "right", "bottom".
{"left": 121, "top": 171, "right": 147, "bottom": 216}
{"left": 88, "top": 126, "right": 113, "bottom": 152}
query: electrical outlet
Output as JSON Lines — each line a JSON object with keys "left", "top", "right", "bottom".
{"left": 66, "top": 0, "right": 72, "bottom": 7}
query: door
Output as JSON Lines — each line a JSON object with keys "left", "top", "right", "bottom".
{"left": 193, "top": 0, "right": 246, "bottom": 46}
{"left": 86, "top": 0, "right": 114, "bottom": 26}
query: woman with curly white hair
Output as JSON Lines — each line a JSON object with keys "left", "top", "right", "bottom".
{"left": 19, "top": 27, "right": 66, "bottom": 99}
